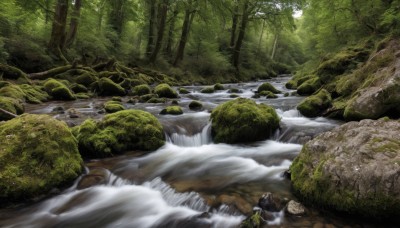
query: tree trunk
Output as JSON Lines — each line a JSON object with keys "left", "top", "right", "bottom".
{"left": 232, "top": 0, "right": 249, "bottom": 70}
{"left": 164, "top": 6, "right": 178, "bottom": 56}
{"left": 109, "top": 0, "right": 125, "bottom": 46}
{"left": 65, "top": 0, "right": 82, "bottom": 48}
{"left": 149, "top": 1, "right": 168, "bottom": 63}
{"left": 146, "top": 0, "right": 157, "bottom": 58}
{"left": 271, "top": 34, "right": 278, "bottom": 60}
{"left": 48, "top": 0, "right": 69, "bottom": 54}
{"left": 256, "top": 20, "right": 266, "bottom": 58}
{"left": 230, "top": 2, "right": 239, "bottom": 48}
{"left": 173, "top": 0, "right": 194, "bottom": 67}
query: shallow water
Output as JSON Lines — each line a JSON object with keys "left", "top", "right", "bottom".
{"left": 2, "top": 76, "right": 392, "bottom": 227}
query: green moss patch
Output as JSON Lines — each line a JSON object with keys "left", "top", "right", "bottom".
{"left": 133, "top": 84, "right": 151, "bottom": 96}
{"left": 73, "top": 110, "right": 165, "bottom": 158}
{"left": 201, "top": 86, "right": 215, "bottom": 93}
{"left": 154, "top": 83, "right": 178, "bottom": 98}
{"left": 297, "top": 89, "right": 332, "bottom": 117}
{"left": 97, "top": 77, "right": 126, "bottom": 96}
{"left": 214, "top": 83, "right": 225, "bottom": 90}
{"left": 189, "top": 100, "right": 203, "bottom": 110}
{"left": 160, "top": 106, "right": 183, "bottom": 115}
{"left": 297, "top": 77, "right": 321, "bottom": 96}
{"left": 210, "top": 98, "right": 280, "bottom": 144}
{"left": 104, "top": 101, "right": 125, "bottom": 113}
{"left": 0, "top": 114, "right": 83, "bottom": 203}
{"left": 257, "top": 82, "right": 281, "bottom": 94}
{"left": 44, "top": 79, "right": 76, "bottom": 100}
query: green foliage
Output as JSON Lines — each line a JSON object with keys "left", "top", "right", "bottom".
{"left": 0, "top": 114, "right": 83, "bottom": 203}
{"left": 210, "top": 98, "right": 280, "bottom": 144}
{"left": 73, "top": 110, "right": 165, "bottom": 158}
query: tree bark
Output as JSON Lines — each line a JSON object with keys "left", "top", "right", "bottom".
{"left": 230, "top": 2, "right": 239, "bottom": 48}
{"left": 109, "top": 0, "right": 125, "bottom": 46}
{"left": 146, "top": 0, "right": 157, "bottom": 58}
{"left": 232, "top": 0, "right": 249, "bottom": 70}
{"left": 65, "top": 0, "right": 82, "bottom": 48}
{"left": 173, "top": 0, "right": 195, "bottom": 67}
{"left": 164, "top": 6, "right": 178, "bottom": 56}
{"left": 271, "top": 34, "right": 278, "bottom": 60}
{"left": 149, "top": 1, "right": 169, "bottom": 63}
{"left": 48, "top": 0, "right": 69, "bottom": 54}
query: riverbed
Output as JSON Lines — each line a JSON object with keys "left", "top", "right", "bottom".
{"left": 1, "top": 76, "right": 387, "bottom": 227}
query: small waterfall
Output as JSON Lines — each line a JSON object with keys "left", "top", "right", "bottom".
{"left": 168, "top": 123, "right": 212, "bottom": 147}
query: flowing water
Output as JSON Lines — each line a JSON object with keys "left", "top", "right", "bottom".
{"left": 1, "top": 76, "right": 383, "bottom": 227}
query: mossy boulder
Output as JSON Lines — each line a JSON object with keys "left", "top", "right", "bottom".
{"left": 139, "top": 94, "right": 158, "bottom": 103}
{"left": 201, "top": 86, "right": 215, "bottom": 94}
{"left": 133, "top": 84, "right": 151, "bottom": 96}
{"left": 19, "top": 84, "right": 49, "bottom": 104}
{"left": 0, "top": 114, "right": 83, "bottom": 203}
{"left": 257, "top": 82, "right": 281, "bottom": 94}
{"left": 0, "top": 83, "right": 26, "bottom": 100}
{"left": 210, "top": 98, "right": 280, "bottom": 144}
{"left": 44, "top": 79, "right": 76, "bottom": 100}
{"left": 189, "top": 100, "right": 203, "bottom": 110}
{"left": 147, "top": 97, "right": 166, "bottom": 103}
{"left": 73, "top": 110, "right": 165, "bottom": 158}
{"left": 70, "top": 83, "right": 88, "bottom": 93}
{"left": 285, "top": 80, "right": 297, "bottom": 89}
{"left": 154, "top": 83, "right": 178, "bottom": 98}
{"left": 75, "top": 73, "right": 98, "bottom": 87}
{"left": 297, "top": 77, "right": 321, "bottom": 96}
{"left": 290, "top": 119, "right": 400, "bottom": 219}
{"left": 97, "top": 77, "right": 126, "bottom": 96}
{"left": 214, "top": 83, "right": 225, "bottom": 90}
{"left": 260, "top": 91, "right": 278, "bottom": 99}
{"left": 178, "top": 88, "right": 190, "bottom": 94}
{"left": 228, "top": 88, "right": 241, "bottom": 93}
{"left": 0, "top": 97, "right": 24, "bottom": 120}
{"left": 104, "top": 101, "right": 125, "bottom": 113}
{"left": 297, "top": 89, "right": 332, "bottom": 117}
{"left": 160, "top": 106, "right": 183, "bottom": 115}
{"left": 0, "top": 64, "right": 28, "bottom": 81}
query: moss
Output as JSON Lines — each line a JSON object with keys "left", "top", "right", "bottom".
{"left": 75, "top": 73, "right": 98, "bottom": 87}
{"left": 104, "top": 101, "right": 125, "bottom": 113}
{"left": 133, "top": 84, "right": 151, "bottom": 96}
{"left": 70, "top": 83, "right": 88, "bottom": 93}
{"left": 285, "top": 79, "right": 297, "bottom": 89}
{"left": 0, "top": 114, "right": 83, "bottom": 203}
{"left": 201, "top": 86, "right": 215, "bottom": 93}
{"left": 112, "top": 96, "right": 122, "bottom": 102}
{"left": 257, "top": 82, "right": 280, "bottom": 94}
{"left": 297, "top": 89, "right": 332, "bottom": 117}
{"left": 19, "top": 84, "right": 49, "bottom": 104}
{"left": 97, "top": 77, "right": 126, "bottom": 96}
{"left": 147, "top": 97, "right": 166, "bottom": 103}
{"left": 240, "top": 211, "right": 263, "bottom": 228}
{"left": 139, "top": 94, "right": 158, "bottom": 103}
{"left": 44, "top": 79, "right": 76, "bottom": 100}
{"left": 260, "top": 91, "right": 278, "bottom": 99}
{"left": 178, "top": 88, "right": 190, "bottom": 94}
{"left": 73, "top": 110, "right": 165, "bottom": 158}
{"left": 0, "top": 97, "right": 24, "bottom": 120}
{"left": 0, "top": 84, "right": 26, "bottom": 100}
{"left": 189, "top": 100, "right": 203, "bottom": 110}
{"left": 0, "top": 63, "right": 29, "bottom": 81}
{"left": 210, "top": 98, "right": 280, "bottom": 144}
{"left": 154, "top": 83, "right": 178, "bottom": 98}
{"left": 297, "top": 77, "right": 321, "bottom": 96}
{"left": 75, "top": 93, "right": 90, "bottom": 99}
{"left": 214, "top": 83, "right": 225, "bottom": 90}
{"left": 160, "top": 106, "right": 183, "bottom": 115}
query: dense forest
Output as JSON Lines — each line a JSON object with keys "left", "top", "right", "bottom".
{"left": 1, "top": 0, "right": 400, "bottom": 227}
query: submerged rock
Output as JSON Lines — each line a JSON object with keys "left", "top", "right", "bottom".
{"left": 73, "top": 110, "right": 165, "bottom": 158}
{"left": 290, "top": 118, "right": 400, "bottom": 219}
{"left": 0, "top": 114, "right": 83, "bottom": 204}
{"left": 189, "top": 100, "right": 203, "bottom": 110}
{"left": 201, "top": 86, "right": 215, "bottom": 94}
{"left": 210, "top": 98, "right": 280, "bottom": 144}
{"left": 286, "top": 200, "right": 306, "bottom": 216}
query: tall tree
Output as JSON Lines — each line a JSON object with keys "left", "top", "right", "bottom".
{"left": 65, "top": 0, "right": 82, "bottom": 48}
{"left": 149, "top": 0, "right": 169, "bottom": 63}
{"left": 145, "top": 0, "right": 157, "bottom": 58}
{"left": 48, "top": 0, "right": 69, "bottom": 60}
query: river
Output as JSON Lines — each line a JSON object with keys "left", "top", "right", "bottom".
{"left": 1, "top": 76, "right": 381, "bottom": 227}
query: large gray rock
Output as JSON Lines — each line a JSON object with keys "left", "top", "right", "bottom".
{"left": 290, "top": 118, "right": 400, "bottom": 218}
{"left": 344, "top": 40, "right": 400, "bottom": 120}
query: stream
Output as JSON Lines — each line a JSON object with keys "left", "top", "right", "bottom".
{"left": 0, "top": 76, "right": 381, "bottom": 227}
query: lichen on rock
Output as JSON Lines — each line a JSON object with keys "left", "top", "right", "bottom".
{"left": 290, "top": 118, "right": 400, "bottom": 218}
{"left": 210, "top": 98, "right": 280, "bottom": 144}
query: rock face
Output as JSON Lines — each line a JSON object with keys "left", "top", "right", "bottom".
{"left": 210, "top": 98, "right": 280, "bottom": 144}
{"left": 73, "top": 110, "right": 165, "bottom": 158}
{"left": 290, "top": 119, "right": 400, "bottom": 218}
{"left": 0, "top": 114, "right": 83, "bottom": 204}
{"left": 344, "top": 54, "right": 400, "bottom": 120}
